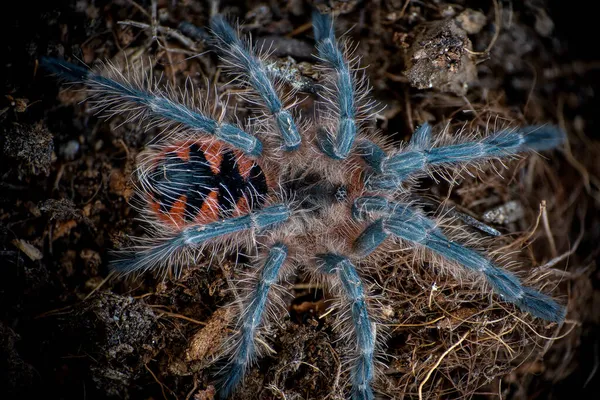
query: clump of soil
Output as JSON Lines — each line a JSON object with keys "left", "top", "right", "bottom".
{"left": 403, "top": 18, "right": 477, "bottom": 95}
{"left": 2, "top": 122, "right": 54, "bottom": 178}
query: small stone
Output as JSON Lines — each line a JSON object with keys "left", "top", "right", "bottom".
{"left": 60, "top": 139, "right": 80, "bottom": 160}
{"left": 483, "top": 200, "right": 525, "bottom": 225}
{"left": 455, "top": 9, "right": 487, "bottom": 34}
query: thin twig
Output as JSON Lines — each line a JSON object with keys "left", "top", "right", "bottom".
{"left": 151, "top": 0, "right": 158, "bottom": 42}
{"left": 418, "top": 330, "right": 471, "bottom": 400}
{"left": 118, "top": 20, "right": 199, "bottom": 51}
{"left": 384, "top": 316, "right": 446, "bottom": 328}
{"left": 536, "top": 221, "right": 584, "bottom": 271}
{"left": 485, "top": 0, "right": 502, "bottom": 54}
{"left": 145, "top": 363, "right": 172, "bottom": 400}
{"left": 540, "top": 200, "right": 558, "bottom": 258}
{"left": 158, "top": 311, "right": 207, "bottom": 325}
{"left": 83, "top": 270, "right": 116, "bottom": 301}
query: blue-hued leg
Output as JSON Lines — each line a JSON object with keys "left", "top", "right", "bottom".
{"left": 364, "top": 174, "right": 406, "bottom": 191}
{"left": 183, "top": 204, "right": 290, "bottom": 244}
{"left": 351, "top": 197, "right": 565, "bottom": 322}
{"left": 313, "top": 11, "right": 357, "bottom": 160}
{"left": 40, "top": 57, "right": 262, "bottom": 156}
{"left": 351, "top": 196, "right": 390, "bottom": 221}
{"left": 353, "top": 219, "right": 388, "bottom": 257}
{"left": 356, "top": 123, "right": 430, "bottom": 174}
{"left": 384, "top": 205, "right": 565, "bottom": 322}
{"left": 219, "top": 243, "right": 288, "bottom": 397}
{"left": 210, "top": 15, "right": 301, "bottom": 151}
{"left": 380, "top": 126, "right": 566, "bottom": 181}
{"left": 319, "top": 253, "right": 375, "bottom": 400}
{"left": 112, "top": 204, "right": 290, "bottom": 274}
{"left": 356, "top": 140, "right": 387, "bottom": 173}
{"left": 409, "top": 122, "right": 432, "bottom": 149}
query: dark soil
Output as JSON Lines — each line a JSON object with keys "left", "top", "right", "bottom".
{"left": 1, "top": 1, "right": 599, "bottom": 399}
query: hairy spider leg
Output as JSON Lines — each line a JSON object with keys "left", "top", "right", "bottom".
{"left": 383, "top": 125, "right": 565, "bottom": 176}
{"left": 210, "top": 15, "right": 301, "bottom": 151}
{"left": 355, "top": 140, "right": 388, "bottom": 174}
{"left": 319, "top": 254, "right": 376, "bottom": 400}
{"left": 356, "top": 123, "right": 432, "bottom": 175}
{"left": 218, "top": 243, "right": 289, "bottom": 397}
{"left": 361, "top": 124, "right": 565, "bottom": 189}
{"left": 40, "top": 57, "right": 262, "bottom": 156}
{"left": 352, "top": 197, "right": 566, "bottom": 322}
{"left": 408, "top": 122, "right": 433, "bottom": 150}
{"left": 312, "top": 11, "right": 357, "bottom": 160}
{"left": 111, "top": 204, "right": 290, "bottom": 274}
{"left": 351, "top": 197, "right": 391, "bottom": 257}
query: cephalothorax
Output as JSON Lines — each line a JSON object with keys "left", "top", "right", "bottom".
{"left": 43, "top": 9, "right": 565, "bottom": 400}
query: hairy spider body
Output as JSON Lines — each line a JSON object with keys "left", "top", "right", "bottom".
{"left": 43, "top": 10, "right": 566, "bottom": 400}
{"left": 143, "top": 139, "right": 269, "bottom": 226}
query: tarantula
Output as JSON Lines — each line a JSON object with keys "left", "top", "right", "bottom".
{"left": 43, "top": 10, "right": 566, "bottom": 400}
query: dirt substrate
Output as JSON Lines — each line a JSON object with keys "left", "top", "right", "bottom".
{"left": 1, "top": 1, "right": 599, "bottom": 399}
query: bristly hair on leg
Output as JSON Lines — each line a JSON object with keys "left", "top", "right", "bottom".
{"left": 40, "top": 57, "right": 263, "bottom": 156}
{"left": 217, "top": 243, "right": 289, "bottom": 397}
{"left": 318, "top": 253, "right": 377, "bottom": 400}
{"left": 209, "top": 15, "right": 301, "bottom": 151}
{"left": 312, "top": 10, "right": 378, "bottom": 160}
{"left": 379, "top": 125, "right": 566, "bottom": 179}
{"left": 360, "top": 123, "right": 566, "bottom": 190}
{"left": 111, "top": 205, "right": 291, "bottom": 276}
{"left": 351, "top": 198, "right": 566, "bottom": 322}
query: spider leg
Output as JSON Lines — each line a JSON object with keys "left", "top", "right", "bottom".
{"left": 386, "top": 125, "right": 564, "bottom": 183}
{"left": 112, "top": 204, "right": 290, "bottom": 274}
{"left": 355, "top": 139, "right": 388, "bottom": 173}
{"left": 352, "top": 197, "right": 565, "bottom": 322}
{"left": 358, "top": 125, "right": 565, "bottom": 189}
{"left": 218, "top": 243, "right": 289, "bottom": 397}
{"left": 210, "top": 15, "right": 301, "bottom": 151}
{"left": 312, "top": 11, "right": 357, "bottom": 160}
{"left": 40, "top": 57, "right": 262, "bottom": 156}
{"left": 408, "top": 122, "right": 433, "bottom": 149}
{"left": 355, "top": 122, "right": 432, "bottom": 180}
{"left": 319, "top": 253, "right": 376, "bottom": 400}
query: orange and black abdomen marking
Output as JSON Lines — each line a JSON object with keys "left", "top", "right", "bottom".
{"left": 146, "top": 141, "right": 269, "bottom": 228}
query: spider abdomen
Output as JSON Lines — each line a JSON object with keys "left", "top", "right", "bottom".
{"left": 141, "top": 139, "right": 270, "bottom": 229}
